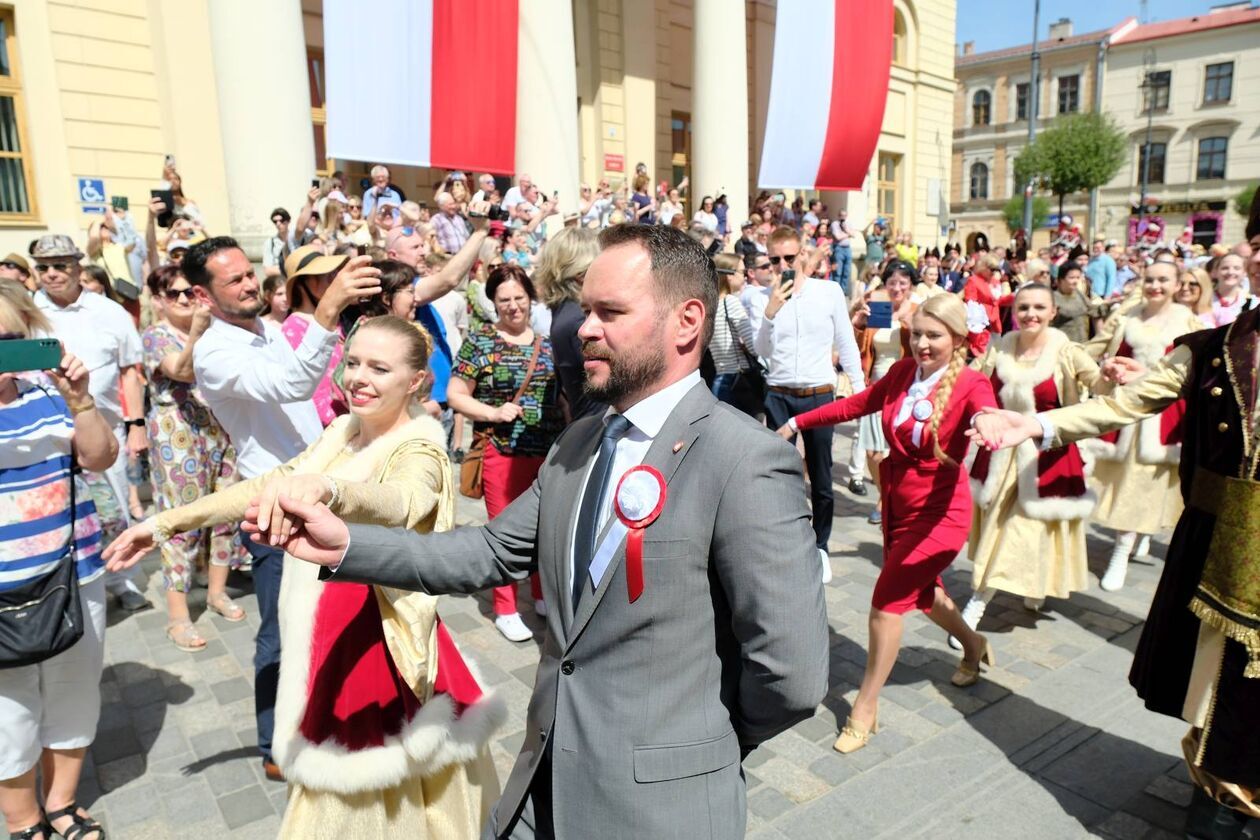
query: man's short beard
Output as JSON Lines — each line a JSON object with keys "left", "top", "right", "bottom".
{"left": 582, "top": 338, "right": 667, "bottom": 407}
{"left": 217, "top": 294, "right": 265, "bottom": 321}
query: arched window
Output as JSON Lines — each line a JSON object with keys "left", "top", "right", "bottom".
{"left": 892, "top": 10, "right": 908, "bottom": 66}
{"left": 972, "top": 90, "right": 991, "bottom": 126}
{"left": 969, "top": 162, "right": 989, "bottom": 200}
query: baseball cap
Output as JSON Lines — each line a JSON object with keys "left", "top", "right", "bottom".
{"left": 166, "top": 239, "right": 193, "bottom": 253}
{"left": 741, "top": 220, "right": 755, "bottom": 230}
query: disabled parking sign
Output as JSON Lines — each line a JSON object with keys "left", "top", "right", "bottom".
{"left": 77, "top": 178, "right": 106, "bottom": 204}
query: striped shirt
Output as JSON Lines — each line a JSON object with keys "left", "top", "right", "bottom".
{"left": 0, "top": 379, "right": 104, "bottom": 592}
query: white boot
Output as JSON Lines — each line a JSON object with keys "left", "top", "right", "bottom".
{"left": 1101, "top": 532, "right": 1136, "bottom": 592}
{"left": 949, "top": 590, "right": 992, "bottom": 650}
{"left": 1133, "top": 535, "right": 1151, "bottom": 559}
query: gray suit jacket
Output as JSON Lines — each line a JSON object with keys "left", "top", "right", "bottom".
{"left": 332, "top": 382, "right": 829, "bottom": 839}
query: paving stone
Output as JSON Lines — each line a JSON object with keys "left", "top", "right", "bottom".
{"left": 209, "top": 676, "right": 252, "bottom": 704}
{"left": 216, "top": 785, "right": 276, "bottom": 830}
{"left": 1095, "top": 810, "right": 1155, "bottom": 840}
{"left": 91, "top": 727, "right": 144, "bottom": 764}
{"left": 747, "top": 786, "right": 794, "bottom": 821}
{"left": 203, "top": 755, "right": 261, "bottom": 796}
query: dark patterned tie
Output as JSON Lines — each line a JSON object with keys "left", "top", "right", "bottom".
{"left": 572, "top": 414, "right": 633, "bottom": 607}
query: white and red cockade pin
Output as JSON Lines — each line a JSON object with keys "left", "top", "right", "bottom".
{"left": 613, "top": 465, "right": 667, "bottom": 603}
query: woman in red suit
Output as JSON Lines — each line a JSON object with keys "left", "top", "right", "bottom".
{"left": 963, "top": 254, "right": 1014, "bottom": 357}
{"left": 777, "top": 295, "right": 998, "bottom": 755}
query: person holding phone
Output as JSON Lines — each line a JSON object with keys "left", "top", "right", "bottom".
{"left": 757, "top": 226, "right": 865, "bottom": 583}
{"left": 0, "top": 281, "right": 119, "bottom": 840}
{"left": 849, "top": 261, "right": 919, "bottom": 524}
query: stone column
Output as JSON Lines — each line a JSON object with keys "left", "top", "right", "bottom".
{"left": 692, "top": 0, "right": 750, "bottom": 233}
{"left": 516, "top": 0, "right": 580, "bottom": 223}
{"left": 206, "top": 0, "right": 314, "bottom": 259}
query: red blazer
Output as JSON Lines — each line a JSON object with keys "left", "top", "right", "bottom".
{"left": 963, "top": 275, "right": 1014, "bottom": 356}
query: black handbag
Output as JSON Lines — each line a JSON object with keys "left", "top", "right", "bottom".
{"left": 0, "top": 456, "right": 83, "bottom": 669}
{"left": 724, "top": 300, "right": 767, "bottom": 416}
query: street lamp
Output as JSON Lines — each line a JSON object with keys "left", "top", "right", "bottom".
{"left": 1137, "top": 47, "right": 1157, "bottom": 226}
{"left": 1021, "top": 0, "right": 1041, "bottom": 237}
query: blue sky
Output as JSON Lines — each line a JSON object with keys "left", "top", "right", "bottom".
{"left": 955, "top": 0, "right": 1252, "bottom": 53}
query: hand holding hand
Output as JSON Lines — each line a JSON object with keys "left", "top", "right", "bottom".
{"left": 254, "top": 474, "right": 333, "bottom": 546}
{"left": 964, "top": 407, "right": 1041, "bottom": 451}
{"left": 1101, "top": 356, "right": 1146, "bottom": 386}
{"left": 102, "top": 520, "right": 156, "bottom": 572}
{"left": 242, "top": 495, "right": 350, "bottom": 567}
{"left": 775, "top": 422, "right": 795, "bottom": 441}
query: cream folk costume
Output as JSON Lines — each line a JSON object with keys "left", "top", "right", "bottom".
{"left": 151, "top": 413, "right": 503, "bottom": 839}
{"left": 967, "top": 329, "right": 1103, "bottom": 602}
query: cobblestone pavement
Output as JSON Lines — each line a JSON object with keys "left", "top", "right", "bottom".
{"left": 79, "top": 428, "right": 1255, "bottom": 838}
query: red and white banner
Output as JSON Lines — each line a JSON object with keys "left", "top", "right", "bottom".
{"left": 324, "top": 0, "right": 518, "bottom": 174}
{"left": 757, "top": 0, "right": 894, "bottom": 191}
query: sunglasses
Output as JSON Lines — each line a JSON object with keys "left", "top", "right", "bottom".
{"left": 754, "top": 262, "right": 771, "bottom": 270}
{"left": 35, "top": 262, "right": 74, "bottom": 273}
{"left": 162, "top": 287, "right": 193, "bottom": 301}
{"left": 272, "top": 217, "right": 286, "bottom": 225}
{"left": 1184, "top": 282, "right": 1201, "bottom": 289}
{"left": 0, "top": 261, "right": 24, "bottom": 271}
{"left": 768, "top": 254, "right": 797, "bottom": 266}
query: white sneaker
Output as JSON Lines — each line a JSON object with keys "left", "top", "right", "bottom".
{"left": 1023, "top": 597, "right": 1045, "bottom": 612}
{"left": 494, "top": 613, "right": 533, "bottom": 643}
{"left": 534, "top": 599, "right": 548, "bottom": 617}
{"left": 818, "top": 548, "right": 833, "bottom": 585}
{"left": 1134, "top": 535, "right": 1151, "bottom": 558}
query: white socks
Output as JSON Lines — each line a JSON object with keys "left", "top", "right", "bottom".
{"left": 1134, "top": 535, "right": 1151, "bottom": 558}
{"left": 1101, "top": 532, "right": 1137, "bottom": 592}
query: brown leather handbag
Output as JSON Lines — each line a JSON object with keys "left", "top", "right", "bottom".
{"left": 459, "top": 337, "right": 542, "bottom": 499}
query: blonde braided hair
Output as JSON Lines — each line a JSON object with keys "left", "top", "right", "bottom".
{"left": 917, "top": 295, "right": 970, "bottom": 466}
{"left": 350, "top": 315, "right": 436, "bottom": 402}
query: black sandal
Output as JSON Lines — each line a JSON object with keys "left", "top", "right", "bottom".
{"left": 43, "top": 803, "right": 105, "bottom": 840}
{"left": 9, "top": 823, "right": 52, "bottom": 840}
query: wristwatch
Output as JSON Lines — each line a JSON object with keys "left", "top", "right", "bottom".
{"left": 124, "top": 418, "right": 146, "bottom": 429}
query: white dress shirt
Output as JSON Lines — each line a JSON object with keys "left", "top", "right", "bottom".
{"left": 35, "top": 289, "right": 142, "bottom": 428}
{"left": 193, "top": 316, "right": 336, "bottom": 478}
{"left": 754, "top": 276, "right": 865, "bottom": 392}
{"left": 570, "top": 371, "right": 702, "bottom": 591}
{"left": 741, "top": 285, "right": 771, "bottom": 345}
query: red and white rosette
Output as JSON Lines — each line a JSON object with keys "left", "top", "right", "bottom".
{"left": 613, "top": 465, "right": 667, "bottom": 603}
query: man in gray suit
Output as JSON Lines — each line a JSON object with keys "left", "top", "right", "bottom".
{"left": 250, "top": 225, "right": 829, "bottom": 839}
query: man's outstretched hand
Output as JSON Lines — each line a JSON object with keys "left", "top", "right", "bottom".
{"left": 242, "top": 494, "right": 349, "bottom": 567}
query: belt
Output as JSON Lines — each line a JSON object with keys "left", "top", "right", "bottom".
{"left": 769, "top": 384, "right": 833, "bottom": 398}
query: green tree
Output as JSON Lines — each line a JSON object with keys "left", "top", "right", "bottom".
{"left": 1013, "top": 112, "right": 1127, "bottom": 217}
{"left": 1002, "top": 193, "right": 1049, "bottom": 234}
{"left": 1236, "top": 183, "right": 1257, "bottom": 219}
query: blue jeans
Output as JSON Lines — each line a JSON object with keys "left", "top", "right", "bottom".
{"left": 240, "top": 527, "right": 283, "bottom": 763}
{"left": 711, "top": 372, "right": 738, "bottom": 405}
{"left": 832, "top": 244, "right": 852, "bottom": 295}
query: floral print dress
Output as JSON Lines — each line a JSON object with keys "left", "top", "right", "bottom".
{"left": 142, "top": 323, "right": 244, "bottom": 591}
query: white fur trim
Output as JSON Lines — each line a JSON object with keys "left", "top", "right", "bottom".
{"left": 972, "top": 447, "right": 1011, "bottom": 510}
{"left": 1136, "top": 413, "right": 1181, "bottom": 465}
{"left": 1079, "top": 424, "right": 1132, "bottom": 462}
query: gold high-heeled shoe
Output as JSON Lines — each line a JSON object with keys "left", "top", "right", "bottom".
{"left": 833, "top": 714, "right": 878, "bottom": 754}
{"left": 950, "top": 639, "right": 996, "bottom": 687}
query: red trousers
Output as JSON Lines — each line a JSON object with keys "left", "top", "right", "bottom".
{"left": 483, "top": 444, "right": 544, "bottom": 615}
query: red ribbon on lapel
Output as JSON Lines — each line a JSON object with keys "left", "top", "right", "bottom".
{"left": 613, "top": 465, "right": 667, "bottom": 603}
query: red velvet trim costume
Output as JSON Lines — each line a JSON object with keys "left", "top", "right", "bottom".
{"left": 795, "top": 358, "right": 997, "bottom": 613}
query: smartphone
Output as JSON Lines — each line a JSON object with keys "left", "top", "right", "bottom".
{"left": 868, "top": 301, "right": 894, "bottom": 330}
{"left": 150, "top": 188, "right": 175, "bottom": 228}
{"left": 0, "top": 338, "right": 61, "bottom": 374}
{"left": 779, "top": 269, "right": 796, "bottom": 299}
{"left": 111, "top": 195, "right": 128, "bottom": 212}
{"left": 311, "top": 178, "right": 320, "bottom": 188}
{"left": 164, "top": 153, "right": 176, "bottom": 169}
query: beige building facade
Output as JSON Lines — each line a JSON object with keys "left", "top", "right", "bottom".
{"left": 950, "top": 18, "right": 1129, "bottom": 250}
{"left": 1, "top": 0, "right": 956, "bottom": 262}
{"left": 1095, "top": 5, "right": 1260, "bottom": 248}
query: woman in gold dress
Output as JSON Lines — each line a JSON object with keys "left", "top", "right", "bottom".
{"left": 1079, "top": 260, "right": 1204, "bottom": 591}
{"left": 104, "top": 316, "right": 502, "bottom": 839}
{"left": 957, "top": 284, "right": 1106, "bottom": 637}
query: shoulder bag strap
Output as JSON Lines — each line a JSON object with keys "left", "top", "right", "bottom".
{"left": 512, "top": 337, "right": 543, "bottom": 403}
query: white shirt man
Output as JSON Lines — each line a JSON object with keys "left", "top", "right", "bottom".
{"left": 501, "top": 173, "right": 533, "bottom": 213}
{"left": 471, "top": 174, "right": 497, "bottom": 204}
{"left": 740, "top": 254, "right": 774, "bottom": 342}
{"left": 362, "top": 165, "right": 403, "bottom": 219}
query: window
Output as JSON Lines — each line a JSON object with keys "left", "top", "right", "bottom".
{"left": 1015, "top": 83, "right": 1030, "bottom": 121}
{"left": 877, "top": 153, "right": 900, "bottom": 234}
{"left": 1197, "top": 137, "right": 1227, "bottom": 180}
{"left": 1204, "top": 62, "right": 1233, "bottom": 104}
{"left": 1142, "top": 70, "right": 1170, "bottom": 113}
{"left": 0, "top": 10, "right": 37, "bottom": 220}
{"left": 307, "top": 48, "right": 332, "bottom": 176}
{"left": 892, "top": 10, "right": 907, "bottom": 66}
{"left": 1057, "top": 74, "right": 1079, "bottom": 114}
{"left": 969, "top": 162, "right": 989, "bottom": 200}
{"left": 972, "top": 90, "right": 991, "bottom": 126}
{"left": 671, "top": 112, "right": 691, "bottom": 215}
{"left": 1138, "top": 142, "right": 1166, "bottom": 185}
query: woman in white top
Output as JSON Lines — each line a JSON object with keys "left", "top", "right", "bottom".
{"left": 850, "top": 262, "right": 918, "bottom": 524}
{"left": 692, "top": 195, "right": 719, "bottom": 233}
